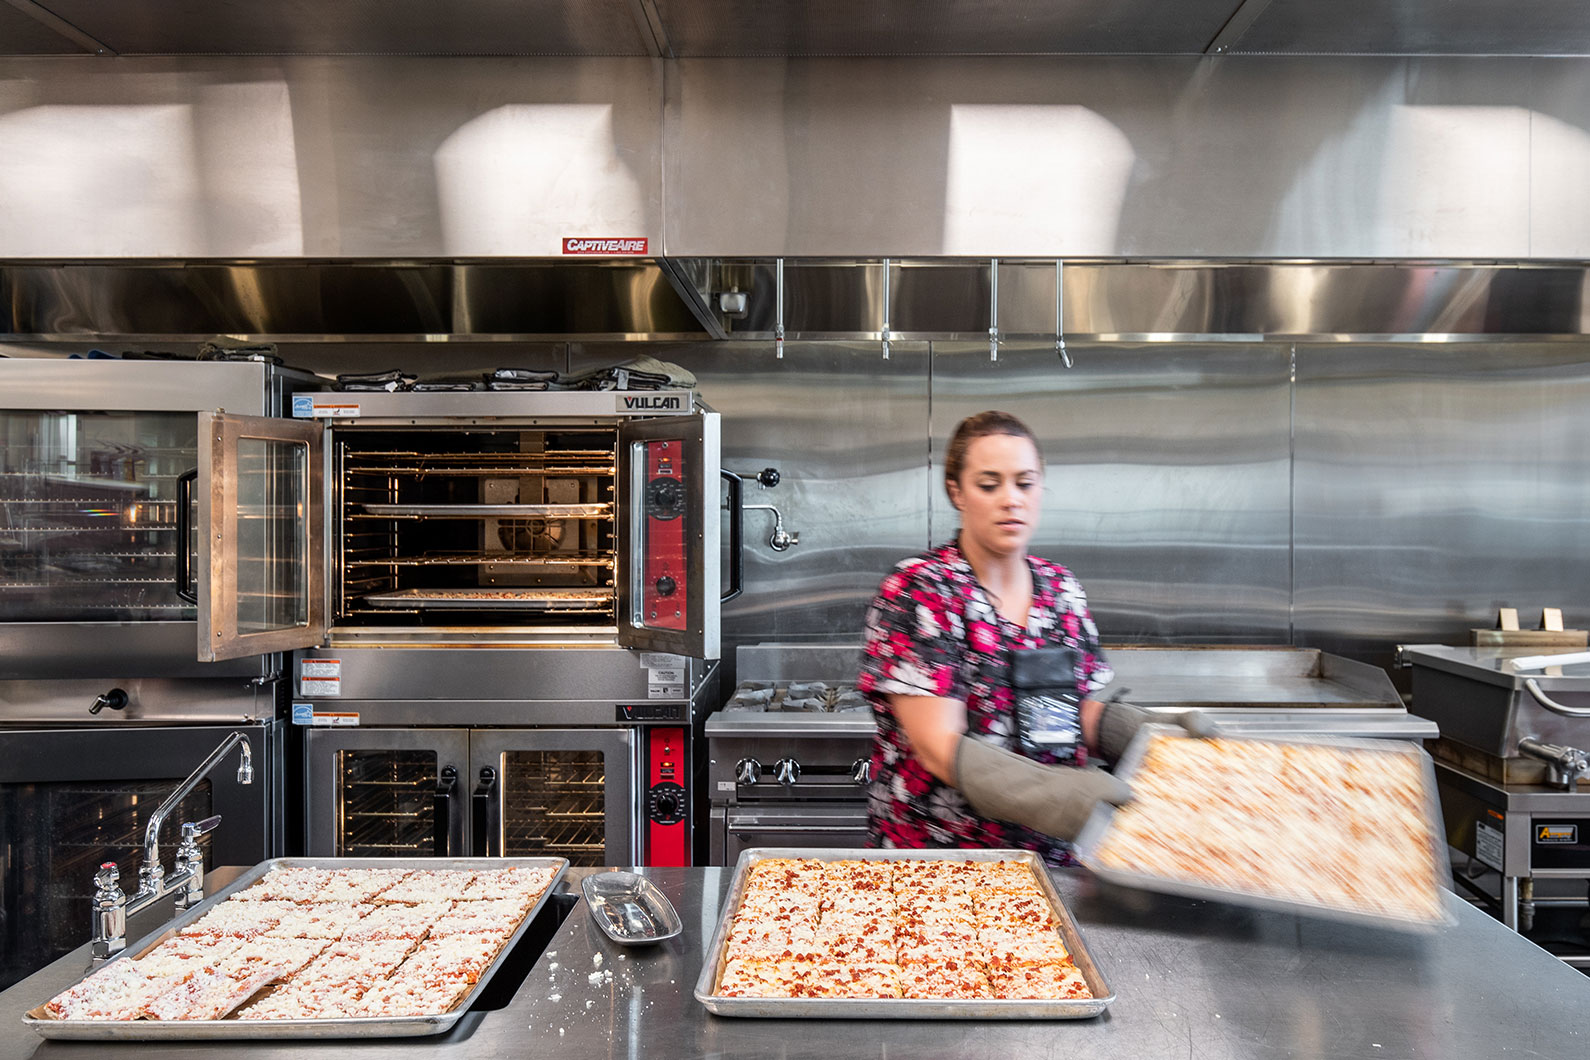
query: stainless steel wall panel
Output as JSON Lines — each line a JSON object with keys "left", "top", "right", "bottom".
{"left": 571, "top": 341, "right": 932, "bottom": 659}
{"left": 1292, "top": 343, "right": 1590, "bottom": 669}
{"left": 0, "top": 54, "right": 1584, "bottom": 259}
{"left": 651, "top": 0, "right": 1238, "bottom": 56}
{"left": 665, "top": 56, "right": 1551, "bottom": 259}
{"left": 1231, "top": 0, "right": 1590, "bottom": 57}
{"left": 1529, "top": 59, "right": 1590, "bottom": 261}
{"left": 35, "top": 0, "right": 654, "bottom": 57}
{"left": 929, "top": 342, "right": 1294, "bottom": 644}
{"left": 0, "top": 56, "right": 662, "bottom": 258}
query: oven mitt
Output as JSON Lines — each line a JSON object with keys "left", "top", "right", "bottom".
{"left": 1096, "top": 692, "right": 1220, "bottom": 763}
{"left": 954, "top": 737, "right": 1131, "bottom": 843}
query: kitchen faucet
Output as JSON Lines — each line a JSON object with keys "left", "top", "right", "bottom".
{"left": 89, "top": 731, "right": 253, "bottom": 963}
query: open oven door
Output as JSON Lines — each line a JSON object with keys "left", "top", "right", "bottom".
{"left": 617, "top": 411, "right": 721, "bottom": 660}
{"left": 197, "top": 412, "right": 326, "bottom": 660}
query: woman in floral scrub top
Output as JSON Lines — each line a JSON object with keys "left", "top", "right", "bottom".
{"left": 857, "top": 411, "right": 1120, "bottom": 868}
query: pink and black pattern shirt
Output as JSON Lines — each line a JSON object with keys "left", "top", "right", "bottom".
{"left": 857, "top": 539, "right": 1114, "bottom": 867}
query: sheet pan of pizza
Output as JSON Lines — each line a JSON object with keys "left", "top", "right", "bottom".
{"left": 24, "top": 856, "right": 567, "bottom": 1039}
{"left": 1073, "top": 728, "right": 1454, "bottom": 932}
{"left": 693, "top": 848, "right": 1114, "bottom": 1019}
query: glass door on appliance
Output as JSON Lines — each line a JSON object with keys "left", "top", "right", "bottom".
{"left": 469, "top": 729, "right": 636, "bottom": 866}
{"left": 198, "top": 412, "right": 326, "bottom": 660}
{"left": 0, "top": 724, "right": 272, "bottom": 990}
{"left": 0, "top": 410, "right": 197, "bottom": 623}
{"left": 303, "top": 729, "right": 469, "bottom": 857}
{"left": 617, "top": 412, "right": 721, "bottom": 659}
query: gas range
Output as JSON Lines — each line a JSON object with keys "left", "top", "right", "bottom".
{"left": 704, "top": 646, "right": 875, "bottom": 863}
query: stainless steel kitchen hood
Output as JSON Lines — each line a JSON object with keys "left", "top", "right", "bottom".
{"left": 5, "top": 260, "right": 1589, "bottom": 342}
{"left": 0, "top": 261, "right": 713, "bottom": 341}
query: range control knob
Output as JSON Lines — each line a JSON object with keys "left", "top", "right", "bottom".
{"left": 774, "top": 758, "right": 802, "bottom": 788}
{"left": 850, "top": 758, "right": 872, "bottom": 785}
{"left": 655, "top": 575, "right": 677, "bottom": 597}
{"left": 735, "top": 758, "right": 762, "bottom": 785}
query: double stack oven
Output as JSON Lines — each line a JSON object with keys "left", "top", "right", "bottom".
{"left": 282, "top": 391, "right": 728, "bottom": 868}
{"left": 0, "top": 359, "right": 311, "bottom": 988}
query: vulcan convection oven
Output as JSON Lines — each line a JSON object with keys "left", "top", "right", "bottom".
{"left": 285, "top": 390, "right": 733, "bottom": 868}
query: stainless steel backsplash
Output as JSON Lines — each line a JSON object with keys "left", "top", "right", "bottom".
{"left": 574, "top": 340, "right": 1590, "bottom": 683}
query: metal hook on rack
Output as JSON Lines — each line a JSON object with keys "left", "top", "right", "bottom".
{"left": 881, "top": 258, "right": 892, "bottom": 361}
{"left": 988, "top": 258, "right": 1000, "bottom": 362}
{"left": 1056, "top": 259, "right": 1072, "bottom": 369}
{"left": 774, "top": 258, "right": 785, "bottom": 360}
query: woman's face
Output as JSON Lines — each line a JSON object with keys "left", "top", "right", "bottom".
{"left": 947, "top": 433, "right": 1043, "bottom": 557}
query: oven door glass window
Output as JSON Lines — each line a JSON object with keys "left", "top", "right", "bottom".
{"left": 334, "top": 750, "right": 442, "bottom": 857}
{"left": 501, "top": 750, "right": 612, "bottom": 866}
{"left": 0, "top": 410, "right": 197, "bottom": 622}
{"left": 0, "top": 779, "right": 212, "bottom": 990}
{"left": 235, "top": 436, "right": 307, "bottom": 634}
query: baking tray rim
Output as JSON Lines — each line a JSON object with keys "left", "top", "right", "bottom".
{"left": 693, "top": 847, "right": 1115, "bottom": 1020}
{"left": 1072, "top": 727, "right": 1457, "bottom": 934}
{"left": 359, "top": 503, "right": 611, "bottom": 518}
{"left": 24, "top": 855, "right": 569, "bottom": 1040}
{"left": 361, "top": 587, "right": 615, "bottom": 609}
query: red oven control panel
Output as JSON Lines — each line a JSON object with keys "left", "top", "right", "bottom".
{"left": 644, "top": 726, "right": 690, "bottom": 866}
{"left": 640, "top": 440, "right": 687, "bottom": 632}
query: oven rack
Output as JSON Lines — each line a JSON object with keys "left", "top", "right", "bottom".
{"left": 343, "top": 463, "right": 615, "bottom": 477}
{"left": 357, "top": 587, "right": 616, "bottom": 612}
{"left": 2, "top": 498, "right": 174, "bottom": 507}
{"left": 0, "top": 525, "right": 180, "bottom": 533}
{"left": 346, "top": 449, "right": 613, "bottom": 460}
{"left": 344, "top": 552, "right": 615, "bottom": 568}
{"left": 507, "top": 764, "right": 606, "bottom": 788}
{"left": 352, "top": 503, "right": 612, "bottom": 519}
{"left": 3, "top": 576, "right": 177, "bottom": 587}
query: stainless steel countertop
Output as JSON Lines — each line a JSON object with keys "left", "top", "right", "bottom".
{"left": 4, "top": 866, "right": 1589, "bottom": 1059}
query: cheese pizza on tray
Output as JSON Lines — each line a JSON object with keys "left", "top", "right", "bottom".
{"left": 40, "top": 865, "right": 558, "bottom": 1023}
{"left": 713, "top": 857, "right": 1092, "bottom": 1001}
{"left": 1086, "top": 733, "right": 1446, "bottom": 924}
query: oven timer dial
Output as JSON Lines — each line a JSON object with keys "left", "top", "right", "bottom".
{"left": 648, "top": 781, "right": 687, "bottom": 824}
{"left": 645, "top": 476, "right": 685, "bottom": 520}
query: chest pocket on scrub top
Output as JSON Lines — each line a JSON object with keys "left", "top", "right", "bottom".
{"left": 1009, "top": 645, "right": 1083, "bottom": 755}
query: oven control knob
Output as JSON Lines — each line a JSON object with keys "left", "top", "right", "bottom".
{"left": 735, "top": 758, "right": 762, "bottom": 785}
{"left": 648, "top": 781, "right": 686, "bottom": 824}
{"left": 774, "top": 758, "right": 802, "bottom": 787}
{"left": 851, "top": 758, "right": 871, "bottom": 785}
{"left": 655, "top": 575, "right": 677, "bottom": 597}
{"left": 645, "top": 477, "right": 685, "bottom": 520}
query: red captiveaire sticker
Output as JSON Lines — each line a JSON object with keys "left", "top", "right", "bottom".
{"left": 562, "top": 237, "right": 648, "bottom": 255}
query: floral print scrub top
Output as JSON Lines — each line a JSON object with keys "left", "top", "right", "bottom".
{"left": 858, "top": 539, "right": 1114, "bottom": 867}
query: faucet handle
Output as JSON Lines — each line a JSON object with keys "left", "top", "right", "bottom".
{"left": 95, "top": 862, "right": 121, "bottom": 894}
{"left": 91, "top": 863, "right": 127, "bottom": 964}
{"left": 183, "top": 815, "right": 223, "bottom": 839}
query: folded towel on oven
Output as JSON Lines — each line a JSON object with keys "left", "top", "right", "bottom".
{"left": 198, "top": 340, "right": 284, "bottom": 365}
{"left": 486, "top": 367, "right": 560, "bottom": 391}
{"left": 336, "top": 369, "right": 415, "bottom": 392}
{"left": 562, "top": 356, "right": 695, "bottom": 392}
{"left": 411, "top": 371, "right": 487, "bottom": 391}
